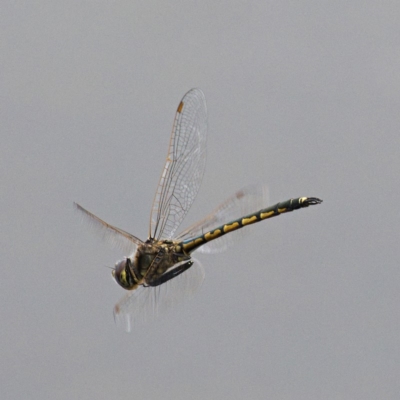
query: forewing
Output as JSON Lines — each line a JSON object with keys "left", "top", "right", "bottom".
{"left": 113, "top": 259, "right": 205, "bottom": 332}
{"left": 74, "top": 202, "right": 144, "bottom": 254}
{"left": 150, "top": 88, "right": 207, "bottom": 240}
{"left": 176, "top": 184, "right": 269, "bottom": 254}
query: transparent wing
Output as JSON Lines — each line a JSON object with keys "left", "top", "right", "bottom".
{"left": 150, "top": 88, "right": 207, "bottom": 240}
{"left": 113, "top": 259, "right": 205, "bottom": 332}
{"left": 74, "top": 202, "right": 144, "bottom": 254}
{"left": 176, "top": 184, "right": 269, "bottom": 254}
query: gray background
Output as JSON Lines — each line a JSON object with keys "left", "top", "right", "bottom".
{"left": 2, "top": 2, "right": 399, "bottom": 399}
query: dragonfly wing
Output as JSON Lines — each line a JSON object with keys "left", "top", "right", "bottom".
{"left": 176, "top": 184, "right": 269, "bottom": 254}
{"left": 150, "top": 88, "right": 207, "bottom": 240}
{"left": 74, "top": 202, "right": 144, "bottom": 254}
{"left": 113, "top": 259, "right": 205, "bottom": 332}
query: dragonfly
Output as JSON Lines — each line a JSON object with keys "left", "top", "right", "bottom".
{"left": 75, "top": 88, "right": 322, "bottom": 331}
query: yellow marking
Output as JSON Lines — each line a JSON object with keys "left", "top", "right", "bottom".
{"left": 182, "top": 237, "right": 204, "bottom": 251}
{"left": 223, "top": 222, "right": 240, "bottom": 233}
{"left": 177, "top": 101, "right": 184, "bottom": 113}
{"left": 119, "top": 270, "right": 127, "bottom": 286}
{"left": 205, "top": 229, "right": 222, "bottom": 241}
{"left": 194, "top": 238, "right": 204, "bottom": 246}
{"left": 242, "top": 215, "right": 258, "bottom": 225}
{"left": 277, "top": 208, "right": 287, "bottom": 213}
{"left": 299, "top": 197, "right": 307, "bottom": 204}
{"left": 260, "top": 210, "right": 275, "bottom": 219}
{"left": 182, "top": 243, "right": 190, "bottom": 251}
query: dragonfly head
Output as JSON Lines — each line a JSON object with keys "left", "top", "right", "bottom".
{"left": 112, "top": 258, "right": 138, "bottom": 290}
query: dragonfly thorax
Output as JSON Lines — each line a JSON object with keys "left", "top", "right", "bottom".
{"left": 112, "top": 242, "right": 190, "bottom": 291}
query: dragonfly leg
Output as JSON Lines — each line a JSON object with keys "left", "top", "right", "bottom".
{"left": 147, "top": 261, "right": 194, "bottom": 287}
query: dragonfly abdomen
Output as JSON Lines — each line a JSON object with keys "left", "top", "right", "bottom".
{"left": 180, "top": 196, "right": 322, "bottom": 253}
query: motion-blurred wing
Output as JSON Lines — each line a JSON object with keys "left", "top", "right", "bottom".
{"left": 176, "top": 184, "right": 269, "bottom": 254}
{"left": 113, "top": 259, "right": 205, "bottom": 332}
{"left": 150, "top": 88, "right": 207, "bottom": 240}
{"left": 74, "top": 202, "right": 144, "bottom": 254}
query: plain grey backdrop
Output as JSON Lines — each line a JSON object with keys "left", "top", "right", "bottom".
{"left": 2, "top": 2, "right": 399, "bottom": 399}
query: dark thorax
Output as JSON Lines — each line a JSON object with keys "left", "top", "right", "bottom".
{"left": 132, "top": 240, "right": 190, "bottom": 285}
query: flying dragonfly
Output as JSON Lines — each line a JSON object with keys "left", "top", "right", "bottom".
{"left": 75, "top": 88, "right": 322, "bottom": 331}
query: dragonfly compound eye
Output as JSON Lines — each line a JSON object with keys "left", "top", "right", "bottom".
{"left": 113, "top": 259, "right": 137, "bottom": 290}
